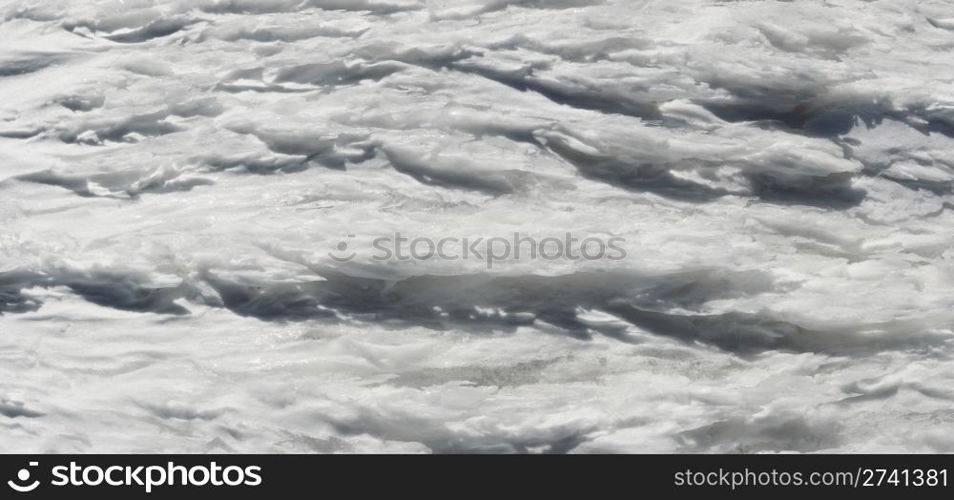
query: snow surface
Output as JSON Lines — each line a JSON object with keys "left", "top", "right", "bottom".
{"left": 2, "top": 0, "right": 954, "bottom": 453}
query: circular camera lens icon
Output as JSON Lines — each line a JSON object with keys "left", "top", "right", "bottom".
{"left": 329, "top": 235, "right": 357, "bottom": 262}
{"left": 8, "top": 462, "right": 40, "bottom": 493}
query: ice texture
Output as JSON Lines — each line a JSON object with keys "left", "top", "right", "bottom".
{"left": 2, "top": 0, "right": 954, "bottom": 453}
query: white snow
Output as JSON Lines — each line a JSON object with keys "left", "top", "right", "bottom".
{"left": 2, "top": 0, "right": 954, "bottom": 453}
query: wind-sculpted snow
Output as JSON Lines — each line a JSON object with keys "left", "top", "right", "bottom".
{"left": 2, "top": 0, "right": 954, "bottom": 453}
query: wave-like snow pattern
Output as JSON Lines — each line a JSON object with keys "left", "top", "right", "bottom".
{"left": 2, "top": 0, "right": 954, "bottom": 453}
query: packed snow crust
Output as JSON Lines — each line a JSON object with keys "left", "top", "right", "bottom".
{"left": 2, "top": 0, "right": 954, "bottom": 453}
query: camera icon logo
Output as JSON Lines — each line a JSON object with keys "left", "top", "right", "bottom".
{"left": 7, "top": 462, "right": 40, "bottom": 493}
